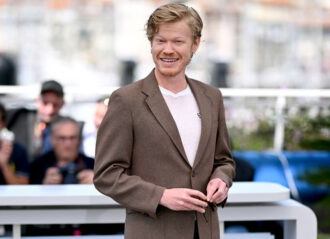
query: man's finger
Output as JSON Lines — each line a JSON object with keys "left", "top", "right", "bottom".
{"left": 206, "top": 183, "right": 218, "bottom": 201}
{"left": 211, "top": 187, "right": 228, "bottom": 203}
{"left": 187, "top": 189, "right": 207, "bottom": 201}
{"left": 77, "top": 171, "right": 84, "bottom": 179}
{"left": 187, "top": 196, "right": 208, "bottom": 208}
{"left": 191, "top": 205, "right": 206, "bottom": 213}
{"left": 182, "top": 201, "right": 206, "bottom": 213}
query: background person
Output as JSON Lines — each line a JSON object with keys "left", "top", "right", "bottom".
{"left": 30, "top": 116, "right": 93, "bottom": 185}
{"left": 34, "top": 80, "right": 65, "bottom": 156}
{"left": 0, "top": 102, "right": 29, "bottom": 185}
{"left": 6, "top": 80, "right": 65, "bottom": 162}
{"left": 94, "top": 3, "right": 235, "bottom": 239}
{"left": 81, "top": 97, "right": 108, "bottom": 158}
{"left": 27, "top": 116, "right": 119, "bottom": 236}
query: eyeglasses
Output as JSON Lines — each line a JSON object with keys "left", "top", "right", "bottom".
{"left": 54, "top": 136, "right": 79, "bottom": 143}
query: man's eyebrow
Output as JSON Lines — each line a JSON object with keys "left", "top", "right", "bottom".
{"left": 154, "top": 35, "right": 164, "bottom": 39}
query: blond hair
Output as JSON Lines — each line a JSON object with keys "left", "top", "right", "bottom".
{"left": 146, "top": 3, "right": 203, "bottom": 42}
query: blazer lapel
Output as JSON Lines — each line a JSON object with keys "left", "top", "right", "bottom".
{"left": 142, "top": 70, "right": 189, "bottom": 165}
{"left": 188, "top": 78, "right": 213, "bottom": 169}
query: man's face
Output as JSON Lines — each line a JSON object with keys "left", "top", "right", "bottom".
{"left": 36, "top": 92, "right": 64, "bottom": 123}
{"left": 151, "top": 20, "right": 200, "bottom": 78}
{"left": 51, "top": 122, "right": 80, "bottom": 162}
{"left": 94, "top": 102, "right": 107, "bottom": 131}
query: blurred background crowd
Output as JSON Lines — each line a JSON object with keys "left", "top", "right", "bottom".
{"left": 1, "top": 0, "right": 330, "bottom": 89}
{"left": 0, "top": 0, "right": 329, "bottom": 238}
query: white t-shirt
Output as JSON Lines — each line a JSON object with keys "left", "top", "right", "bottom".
{"left": 159, "top": 85, "right": 201, "bottom": 167}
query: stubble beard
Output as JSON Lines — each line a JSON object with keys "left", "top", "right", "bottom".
{"left": 156, "top": 52, "right": 194, "bottom": 78}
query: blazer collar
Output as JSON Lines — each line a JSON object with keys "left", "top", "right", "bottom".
{"left": 142, "top": 69, "right": 213, "bottom": 168}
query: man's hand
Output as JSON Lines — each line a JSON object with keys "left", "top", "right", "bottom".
{"left": 206, "top": 178, "right": 228, "bottom": 204}
{"left": 159, "top": 188, "right": 208, "bottom": 213}
{"left": 43, "top": 167, "right": 63, "bottom": 184}
{"left": 0, "top": 140, "right": 13, "bottom": 167}
{"left": 77, "top": 169, "right": 94, "bottom": 184}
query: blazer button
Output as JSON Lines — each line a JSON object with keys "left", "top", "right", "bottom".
{"left": 191, "top": 171, "right": 196, "bottom": 177}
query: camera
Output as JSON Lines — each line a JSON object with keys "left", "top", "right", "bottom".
{"left": 59, "top": 162, "right": 78, "bottom": 184}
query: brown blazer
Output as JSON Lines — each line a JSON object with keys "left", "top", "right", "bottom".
{"left": 93, "top": 70, "right": 235, "bottom": 239}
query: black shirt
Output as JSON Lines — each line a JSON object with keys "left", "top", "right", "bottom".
{"left": 29, "top": 151, "right": 94, "bottom": 184}
{"left": 0, "top": 142, "right": 29, "bottom": 185}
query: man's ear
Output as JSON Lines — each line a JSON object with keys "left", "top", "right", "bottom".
{"left": 192, "top": 37, "right": 201, "bottom": 54}
{"left": 60, "top": 99, "right": 64, "bottom": 109}
{"left": 150, "top": 40, "right": 153, "bottom": 52}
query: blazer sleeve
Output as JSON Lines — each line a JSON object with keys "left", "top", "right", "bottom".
{"left": 93, "top": 90, "right": 165, "bottom": 219}
{"left": 210, "top": 90, "right": 236, "bottom": 189}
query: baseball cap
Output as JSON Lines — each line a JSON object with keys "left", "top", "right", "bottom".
{"left": 40, "top": 80, "right": 64, "bottom": 97}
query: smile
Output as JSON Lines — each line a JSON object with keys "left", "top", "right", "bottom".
{"left": 160, "top": 58, "right": 179, "bottom": 62}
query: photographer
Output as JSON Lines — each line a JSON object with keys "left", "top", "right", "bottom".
{"left": 0, "top": 103, "right": 29, "bottom": 185}
{"left": 29, "top": 116, "right": 94, "bottom": 185}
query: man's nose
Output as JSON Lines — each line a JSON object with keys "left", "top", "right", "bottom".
{"left": 45, "top": 104, "right": 55, "bottom": 114}
{"left": 163, "top": 42, "right": 174, "bottom": 54}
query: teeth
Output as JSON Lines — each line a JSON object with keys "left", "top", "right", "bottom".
{"left": 161, "top": 58, "right": 177, "bottom": 62}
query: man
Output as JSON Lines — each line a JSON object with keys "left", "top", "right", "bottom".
{"left": 34, "top": 80, "right": 65, "bottom": 156}
{"left": 27, "top": 116, "right": 94, "bottom": 236}
{"left": 0, "top": 103, "right": 29, "bottom": 185}
{"left": 81, "top": 97, "right": 108, "bottom": 158}
{"left": 30, "top": 116, "right": 93, "bottom": 185}
{"left": 6, "top": 80, "right": 65, "bottom": 162}
{"left": 94, "top": 3, "right": 235, "bottom": 239}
